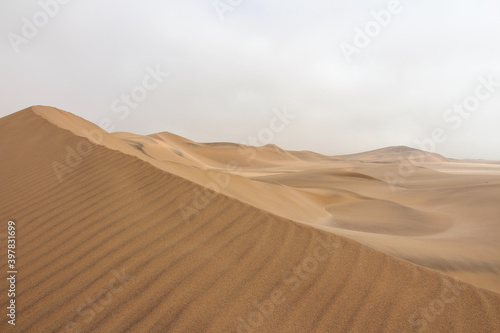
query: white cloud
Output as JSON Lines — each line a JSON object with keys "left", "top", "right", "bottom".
{"left": 1, "top": 0, "right": 499, "bottom": 159}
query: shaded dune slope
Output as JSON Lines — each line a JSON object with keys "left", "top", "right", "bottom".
{"left": 1, "top": 107, "right": 499, "bottom": 332}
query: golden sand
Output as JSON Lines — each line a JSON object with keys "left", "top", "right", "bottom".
{"left": 1, "top": 106, "right": 499, "bottom": 332}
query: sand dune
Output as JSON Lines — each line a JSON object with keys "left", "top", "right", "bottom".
{"left": 1, "top": 106, "right": 499, "bottom": 332}
{"left": 109, "top": 122, "right": 500, "bottom": 294}
{"left": 42, "top": 104, "right": 500, "bottom": 294}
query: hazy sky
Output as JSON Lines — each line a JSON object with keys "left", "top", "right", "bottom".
{"left": 1, "top": 0, "right": 499, "bottom": 159}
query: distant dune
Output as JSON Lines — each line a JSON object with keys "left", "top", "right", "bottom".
{"left": 1, "top": 106, "right": 499, "bottom": 332}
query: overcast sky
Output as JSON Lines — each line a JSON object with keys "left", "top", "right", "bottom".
{"left": 1, "top": 0, "right": 499, "bottom": 159}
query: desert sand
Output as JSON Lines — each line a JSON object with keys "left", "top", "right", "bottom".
{"left": 0, "top": 106, "right": 499, "bottom": 332}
